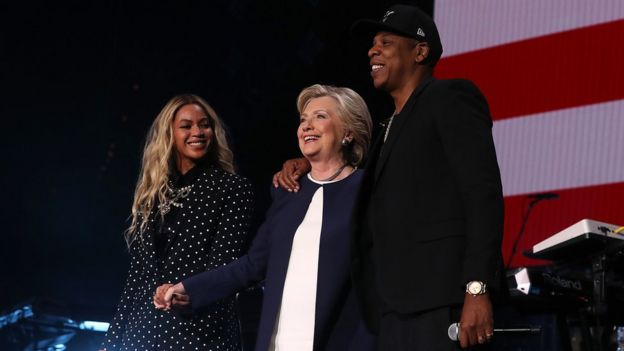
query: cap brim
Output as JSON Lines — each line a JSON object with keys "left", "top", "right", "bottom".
{"left": 350, "top": 19, "right": 416, "bottom": 40}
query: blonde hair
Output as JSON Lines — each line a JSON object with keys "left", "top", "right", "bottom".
{"left": 126, "top": 94, "right": 235, "bottom": 246}
{"left": 297, "top": 84, "right": 372, "bottom": 166}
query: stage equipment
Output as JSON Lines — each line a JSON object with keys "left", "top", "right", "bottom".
{"left": 0, "top": 298, "right": 108, "bottom": 351}
{"left": 508, "top": 219, "right": 624, "bottom": 351}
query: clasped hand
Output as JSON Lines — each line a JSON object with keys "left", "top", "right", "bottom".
{"left": 153, "top": 282, "right": 190, "bottom": 311}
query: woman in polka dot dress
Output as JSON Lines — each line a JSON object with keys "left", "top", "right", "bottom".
{"left": 101, "top": 94, "right": 254, "bottom": 351}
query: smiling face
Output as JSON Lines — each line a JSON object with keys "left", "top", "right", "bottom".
{"left": 368, "top": 31, "right": 421, "bottom": 92}
{"left": 172, "top": 103, "right": 214, "bottom": 174}
{"left": 297, "top": 96, "right": 347, "bottom": 165}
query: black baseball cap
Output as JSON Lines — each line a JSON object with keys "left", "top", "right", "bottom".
{"left": 351, "top": 4, "right": 443, "bottom": 65}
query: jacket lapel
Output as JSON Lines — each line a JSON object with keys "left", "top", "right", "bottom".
{"left": 373, "top": 76, "right": 435, "bottom": 182}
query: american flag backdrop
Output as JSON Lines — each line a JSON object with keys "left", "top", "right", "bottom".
{"left": 433, "top": 0, "right": 624, "bottom": 267}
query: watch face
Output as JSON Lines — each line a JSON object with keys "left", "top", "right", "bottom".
{"left": 468, "top": 281, "right": 483, "bottom": 294}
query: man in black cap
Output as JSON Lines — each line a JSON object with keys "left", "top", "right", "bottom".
{"left": 274, "top": 4, "right": 503, "bottom": 350}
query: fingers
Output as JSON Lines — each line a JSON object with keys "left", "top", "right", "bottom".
{"left": 154, "top": 283, "right": 191, "bottom": 312}
{"left": 171, "top": 293, "right": 191, "bottom": 306}
{"left": 153, "top": 284, "right": 173, "bottom": 309}
{"left": 459, "top": 322, "right": 490, "bottom": 348}
{"left": 277, "top": 169, "right": 300, "bottom": 192}
{"left": 272, "top": 158, "right": 312, "bottom": 192}
{"left": 163, "top": 286, "right": 176, "bottom": 310}
{"left": 286, "top": 172, "right": 301, "bottom": 192}
{"left": 459, "top": 323, "right": 476, "bottom": 348}
{"left": 458, "top": 327, "right": 468, "bottom": 348}
{"left": 458, "top": 324, "right": 494, "bottom": 347}
{"left": 272, "top": 172, "right": 280, "bottom": 188}
{"left": 459, "top": 294, "right": 494, "bottom": 347}
{"left": 483, "top": 320, "right": 494, "bottom": 343}
{"left": 162, "top": 282, "right": 188, "bottom": 310}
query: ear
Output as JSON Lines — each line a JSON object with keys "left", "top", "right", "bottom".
{"left": 343, "top": 130, "right": 353, "bottom": 142}
{"left": 414, "top": 43, "right": 430, "bottom": 64}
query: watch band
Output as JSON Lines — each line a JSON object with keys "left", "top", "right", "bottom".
{"left": 466, "top": 281, "right": 487, "bottom": 296}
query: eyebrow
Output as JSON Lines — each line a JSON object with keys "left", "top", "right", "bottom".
{"left": 302, "top": 109, "right": 329, "bottom": 115}
{"left": 177, "top": 116, "right": 210, "bottom": 123}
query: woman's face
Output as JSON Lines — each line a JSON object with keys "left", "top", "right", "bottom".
{"left": 297, "top": 96, "right": 345, "bottom": 164}
{"left": 172, "top": 103, "right": 213, "bottom": 173}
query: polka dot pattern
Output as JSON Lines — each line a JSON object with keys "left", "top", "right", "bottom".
{"left": 103, "top": 166, "right": 254, "bottom": 351}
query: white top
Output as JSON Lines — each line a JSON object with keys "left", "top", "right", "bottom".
{"left": 270, "top": 185, "right": 325, "bottom": 351}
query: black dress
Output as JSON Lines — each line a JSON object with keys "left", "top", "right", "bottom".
{"left": 103, "top": 164, "right": 254, "bottom": 351}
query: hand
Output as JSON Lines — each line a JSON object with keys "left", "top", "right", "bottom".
{"left": 154, "top": 283, "right": 174, "bottom": 309}
{"left": 154, "top": 283, "right": 190, "bottom": 310}
{"left": 162, "top": 282, "right": 189, "bottom": 311}
{"left": 458, "top": 293, "right": 494, "bottom": 348}
{"left": 272, "top": 158, "right": 310, "bottom": 192}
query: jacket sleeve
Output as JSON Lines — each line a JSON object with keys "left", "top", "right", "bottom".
{"left": 184, "top": 185, "right": 281, "bottom": 312}
{"left": 101, "top": 240, "right": 143, "bottom": 350}
{"left": 433, "top": 79, "right": 505, "bottom": 290}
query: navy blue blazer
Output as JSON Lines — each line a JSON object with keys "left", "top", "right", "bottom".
{"left": 184, "top": 170, "right": 375, "bottom": 351}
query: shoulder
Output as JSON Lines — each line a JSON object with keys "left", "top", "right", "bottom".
{"left": 426, "top": 78, "right": 483, "bottom": 96}
{"left": 268, "top": 174, "right": 309, "bottom": 201}
{"left": 201, "top": 166, "right": 252, "bottom": 189}
{"left": 195, "top": 167, "right": 254, "bottom": 204}
{"left": 268, "top": 172, "right": 323, "bottom": 203}
{"left": 351, "top": 168, "right": 365, "bottom": 181}
{"left": 424, "top": 78, "right": 489, "bottom": 114}
{"left": 338, "top": 169, "right": 365, "bottom": 192}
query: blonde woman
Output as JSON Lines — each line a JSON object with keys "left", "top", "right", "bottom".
{"left": 154, "top": 85, "right": 375, "bottom": 351}
{"left": 101, "top": 94, "right": 254, "bottom": 351}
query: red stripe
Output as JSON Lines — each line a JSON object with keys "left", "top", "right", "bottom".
{"left": 434, "top": 20, "right": 624, "bottom": 121}
{"left": 502, "top": 182, "right": 624, "bottom": 268}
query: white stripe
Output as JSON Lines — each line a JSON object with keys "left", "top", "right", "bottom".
{"left": 493, "top": 99, "right": 624, "bottom": 196}
{"left": 434, "top": 0, "right": 624, "bottom": 57}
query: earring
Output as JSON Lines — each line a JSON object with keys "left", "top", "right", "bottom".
{"left": 341, "top": 138, "right": 350, "bottom": 147}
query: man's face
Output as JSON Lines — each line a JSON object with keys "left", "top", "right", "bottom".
{"left": 368, "top": 31, "right": 419, "bottom": 92}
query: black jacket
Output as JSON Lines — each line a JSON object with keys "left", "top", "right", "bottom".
{"left": 352, "top": 77, "right": 505, "bottom": 332}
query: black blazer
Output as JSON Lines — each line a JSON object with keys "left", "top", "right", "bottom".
{"left": 352, "top": 77, "right": 504, "bottom": 332}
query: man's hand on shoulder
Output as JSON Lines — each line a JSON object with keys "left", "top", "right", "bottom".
{"left": 272, "top": 157, "right": 310, "bottom": 192}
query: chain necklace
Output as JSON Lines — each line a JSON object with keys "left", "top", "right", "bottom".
{"left": 158, "top": 183, "right": 193, "bottom": 215}
{"left": 310, "top": 164, "right": 347, "bottom": 182}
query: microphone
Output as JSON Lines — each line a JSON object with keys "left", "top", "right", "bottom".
{"left": 447, "top": 323, "right": 541, "bottom": 341}
{"left": 527, "top": 192, "right": 559, "bottom": 200}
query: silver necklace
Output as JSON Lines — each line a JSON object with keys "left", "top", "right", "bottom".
{"left": 383, "top": 114, "right": 395, "bottom": 142}
{"left": 158, "top": 183, "right": 193, "bottom": 215}
{"left": 312, "top": 164, "right": 347, "bottom": 182}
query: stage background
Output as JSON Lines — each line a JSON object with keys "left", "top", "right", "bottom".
{"left": 434, "top": 0, "right": 624, "bottom": 268}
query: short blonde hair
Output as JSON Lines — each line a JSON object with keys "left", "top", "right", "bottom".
{"left": 296, "top": 84, "right": 372, "bottom": 166}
